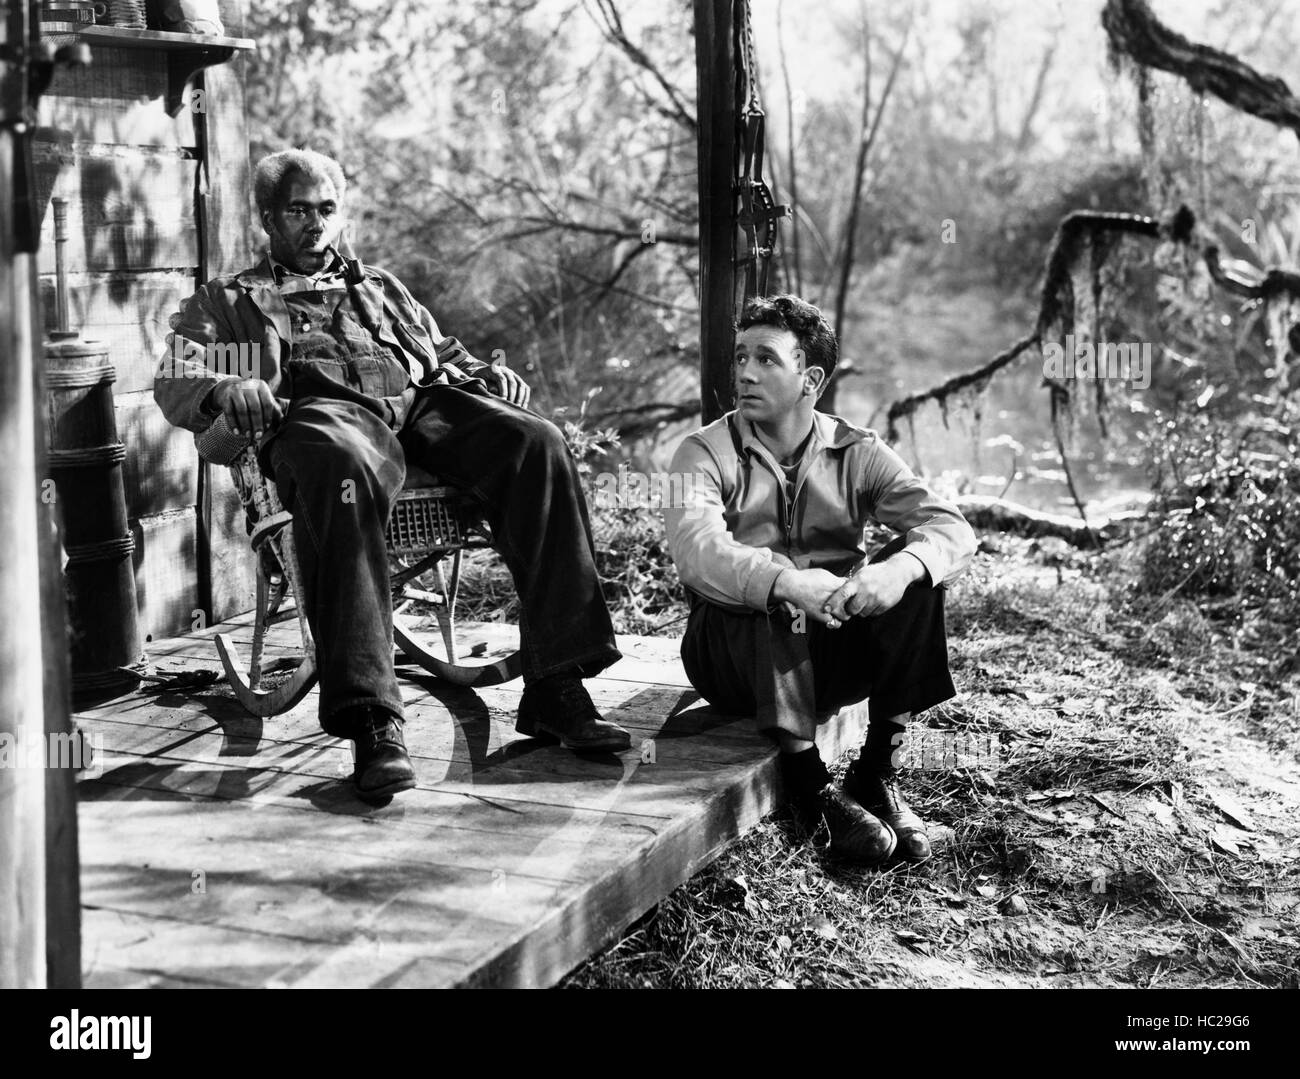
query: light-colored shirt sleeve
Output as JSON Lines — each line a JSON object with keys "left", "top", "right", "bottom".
{"left": 663, "top": 434, "right": 787, "bottom": 611}
{"left": 857, "top": 437, "right": 977, "bottom": 588}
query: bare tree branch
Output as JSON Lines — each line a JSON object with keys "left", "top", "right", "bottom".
{"left": 793, "top": 202, "right": 834, "bottom": 270}
{"left": 886, "top": 333, "right": 1041, "bottom": 443}
{"left": 585, "top": 0, "right": 698, "bottom": 134}
{"left": 831, "top": 11, "right": 911, "bottom": 342}
{"left": 1016, "top": 39, "right": 1058, "bottom": 151}
{"left": 1103, "top": 0, "right": 1300, "bottom": 139}
{"left": 832, "top": 6, "right": 874, "bottom": 342}
{"left": 886, "top": 211, "right": 1167, "bottom": 443}
{"left": 479, "top": 215, "right": 694, "bottom": 248}
{"left": 593, "top": 400, "right": 703, "bottom": 440}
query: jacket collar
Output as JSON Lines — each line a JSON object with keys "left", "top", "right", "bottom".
{"left": 233, "top": 254, "right": 393, "bottom": 347}
{"left": 727, "top": 408, "right": 871, "bottom": 461}
{"left": 234, "top": 256, "right": 292, "bottom": 343}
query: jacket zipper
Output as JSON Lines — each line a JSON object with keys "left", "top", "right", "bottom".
{"left": 745, "top": 441, "right": 799, "bottom": 555}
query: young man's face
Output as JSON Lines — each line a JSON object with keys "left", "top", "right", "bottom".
{"left": 262, "top": 170, "right": 344, "bottom": 274}
{"left": 733, "top": 324, "right": 820, "bottom": 424}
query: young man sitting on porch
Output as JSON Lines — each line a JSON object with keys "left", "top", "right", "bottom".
{"left": 664, "top": 295, "right": 977, "bottom": 863}
{"left": 154, "top": 148, "right": 629, "bottom": 803}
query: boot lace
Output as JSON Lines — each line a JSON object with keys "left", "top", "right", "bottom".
{"left": 362, "top": 710, "right": 403, "bottom": 749}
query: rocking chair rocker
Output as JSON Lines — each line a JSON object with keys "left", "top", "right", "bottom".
{"left": 196, "top": 415, "right": 523, "bottom": 716}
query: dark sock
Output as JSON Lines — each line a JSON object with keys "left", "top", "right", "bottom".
{"left": 859, "top": 718, "right": 907, "bottom": 774}
{"left": 780, "top": 746, "right": 833, "bottom": 804}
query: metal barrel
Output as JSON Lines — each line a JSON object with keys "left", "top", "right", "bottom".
{"left": 44, "top": 331, "right": 142, "bottom": 697}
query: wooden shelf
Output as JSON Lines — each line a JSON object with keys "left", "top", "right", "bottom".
{"left": 74, "top": 25, "right": 256, "bottom": 117}
{"left": 75, "top": 26, "right": 256, "bottom": 52}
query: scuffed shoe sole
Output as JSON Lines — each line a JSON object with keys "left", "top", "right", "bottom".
{"left": 354, "top": 773, "right": 417, "bottom": 804}
{"left": 523, "top": 719, "right": 631, "bottom": 752}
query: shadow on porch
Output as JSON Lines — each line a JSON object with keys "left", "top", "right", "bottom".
{"left": 74, "top": 612, "right": 869, "bottom": 988}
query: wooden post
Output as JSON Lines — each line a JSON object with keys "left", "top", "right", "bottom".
{"left": 31, "top": 255, "right": 81, "bottom": 989}
{"left": 195, "top": 31, "right": 257, "bottom": 626}
{"left": 1, "top": 0, "right": 51, "bottom": 989}
{"left": 695, "top": 0, "right": 738, "bottom": 424}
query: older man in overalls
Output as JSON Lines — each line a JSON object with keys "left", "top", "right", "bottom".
{"left": 155, "top": 149, "right": 628, "bottom": 803}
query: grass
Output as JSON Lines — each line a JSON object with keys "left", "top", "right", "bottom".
{"left": 547, "top": 532, "right": 1300, "bottom": 989}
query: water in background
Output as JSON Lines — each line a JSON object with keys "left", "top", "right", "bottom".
{"left": 834, "top": 285, "right": 1156, "bottom": 517}
{"left": 643, "top": 287, "right": 1160, "bottom": 517}
{"left": 838, "top": 352, "right": 1154, "bottom": 517}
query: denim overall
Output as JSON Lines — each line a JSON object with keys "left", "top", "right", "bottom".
{"left": 281, "top": 285, "right": 412, "bottom": 402}
{"left": 266, "top": 283, "right": 620, "bottom": 732}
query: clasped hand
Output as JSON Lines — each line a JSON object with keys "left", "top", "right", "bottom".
{"left": 821, "top": 562, "right": 912, "bottom": 622}
{"left": 772, "top": 558, "right": 913, "bottom": 629}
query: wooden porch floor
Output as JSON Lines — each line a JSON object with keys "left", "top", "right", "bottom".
{"left": 73, "top": 611, "right": 868, "bottom": 988}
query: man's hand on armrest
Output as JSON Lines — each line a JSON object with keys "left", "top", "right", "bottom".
{"left": 821, "top": 552, "right": 925, "bottom": 622}
{"left": 484, "top": 364, "right": 531, "bottom": 408}
{"left": 209, "top": 378, "right": 283, "bottom": 439}
{"left": 770, "top": 566, "right": 849, "bottom": 627}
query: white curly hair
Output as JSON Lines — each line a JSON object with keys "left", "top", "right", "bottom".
{"left": 253, "top": 149, "right": 348, "bottom": 216}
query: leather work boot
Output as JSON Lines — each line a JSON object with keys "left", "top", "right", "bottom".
{"left": 845, "top": 764, "right": 932, "bottom": 863}
{"left": 813, "top": 783, "right": 897, "bottom": 865}
{"left": 516, "top": 674, "right": 632, "bottom": 752}
{"left": 352, "top": 707, "right": 417, "bottom": 802}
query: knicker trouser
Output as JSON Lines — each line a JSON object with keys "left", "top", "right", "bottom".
{"left": 680, "top": 536, "right": 957, "bottom": 741}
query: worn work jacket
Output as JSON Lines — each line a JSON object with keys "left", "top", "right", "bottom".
{"left": 153, "top": 254, "right": 494, "bottom": 436}
{"left": 663, "top": 409, "right": 977, "bottom": 613}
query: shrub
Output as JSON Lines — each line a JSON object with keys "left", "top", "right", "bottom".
{"left": 1137, "top": 400, "right": 1300, "bottom": 628}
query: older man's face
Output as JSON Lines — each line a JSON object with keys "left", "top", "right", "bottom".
{"left": 263, "top": 170, "right": 344, "bottom": 274}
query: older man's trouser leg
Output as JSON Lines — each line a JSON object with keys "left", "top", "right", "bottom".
{"left": 398, "top": 384, "right": 621, "bottom": 685}
{"left": 266, "top": 397, "right": 407, "bottom": 736}
{"left": 266, "top": 385, "right": 623, "bottom": 742}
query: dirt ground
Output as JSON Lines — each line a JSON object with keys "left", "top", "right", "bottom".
{"left": 563, "top": 536, "right": 1300, "bottom": 988}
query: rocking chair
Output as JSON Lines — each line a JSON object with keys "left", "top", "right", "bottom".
{"left": 196, "top": 415, "right": 523, "bottom": 717}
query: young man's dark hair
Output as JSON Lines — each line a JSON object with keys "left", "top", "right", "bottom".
{"left": 736, "top": 293, "right": 838, "bottom": 389}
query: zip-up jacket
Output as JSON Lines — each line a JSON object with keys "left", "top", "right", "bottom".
{"left": 153, "top": 255, "right": 494, "bottom": 437}
{"left": 664, "top": 409, "right": 977, "bottom": 613}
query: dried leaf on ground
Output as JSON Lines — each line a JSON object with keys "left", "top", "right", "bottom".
{"left": 1206, "top": 787, "right": 1255, "bottom": 831}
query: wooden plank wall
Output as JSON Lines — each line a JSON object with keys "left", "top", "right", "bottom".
{"left": 35, "top": 3, "right": 254, "bottom": 648}
{"left": 196, "top": 50, "right": 256, "bottom": 625}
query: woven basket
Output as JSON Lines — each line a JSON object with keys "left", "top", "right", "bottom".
{"left": 108, "top": 0, "right": 146, "bottom": 29}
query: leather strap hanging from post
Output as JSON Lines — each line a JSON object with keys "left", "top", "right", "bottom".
{"left": 732, "top": 0, "right": 790, "bottom": 310}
